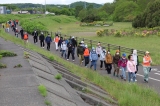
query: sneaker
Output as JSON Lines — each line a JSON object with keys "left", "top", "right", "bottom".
{"left": 144, "top": 79, "right": 148, "bottom": 83}
{"left": 116, "top": 75, "right": 119, "bottom": 77}
{"left": 120, "top": 75, "right": 123, "bottom": 79}
{"left": 67, "top": 59, "right": 69, "bottom": 61}
{"left": 124, "top": 79, "right": 126, "bottom": 81}
{"left": 82, "top": 61, "right": 83, "bottom": 63}
{"left": 131, "top": 79, "right": 133, "bottom": 81}
{"left": 73, "top": 60, "right": 75, "bottom": 62}
{"left": 43, "top": 47, "right": 44, "bottom": 48}
{"left": 135, "top": 79, "right": 137, "bottom": 82}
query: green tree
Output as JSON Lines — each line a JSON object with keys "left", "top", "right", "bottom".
{"left": 75, "top": 5, "right": 83, "bottom": 17}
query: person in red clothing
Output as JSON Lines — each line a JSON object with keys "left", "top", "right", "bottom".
{"left": 54, "top": 34, "right": 60, "bottom": 51}
{"left": 84, "top": 45, "right": 90, "bottom": 67}
{"left": 23, "top": 32, "right": 29, "bottom": 46}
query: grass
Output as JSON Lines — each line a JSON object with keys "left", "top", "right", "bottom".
{"left": 14, "top": 64, "right": 22, "bottom": 68}
{"left": 44, "top": 99, "right": 52, "bottom": 106}
{"left": 38, "top": 85, "right": 47, "bottom": 97}
{"left": 1, "top": 28, "right": 160, "bottom": 106}
{"left": 0, "top": 50, "right": 17, "bottom": 57}
{"left": 49, "top": 56, "right": 54, "bottom": 61}
{"left": 54, "top": 74, "right": 62, "bottom": 80}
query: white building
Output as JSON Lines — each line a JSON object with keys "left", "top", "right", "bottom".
{"left": 0, "top": 6, "right": 6, "bottom": 14}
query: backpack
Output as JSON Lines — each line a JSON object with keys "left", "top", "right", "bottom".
{"left": 24, "top": 34, "right": 28, "bottom": 40}
{"left": 120, "top": 58, "right": 127, "bottom": 67}
{"left": 79, "top": 46, "right": 84, "bottom": 54}
{"left": 91, "top": 51, "right": 98, "bottom": 61}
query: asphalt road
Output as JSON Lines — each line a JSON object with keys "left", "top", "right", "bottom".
{"left": 5, "top": 25, "right": 160, "bottom": 94}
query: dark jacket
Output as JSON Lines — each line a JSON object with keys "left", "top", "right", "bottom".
{"left": 113, "top": 54, "right": 120, "bottom": 64}
{"left": 39, "top": 34, "right": 45, "bottom": 41}
{"left": 67, "top": 43, "right": 73, "bottom": 51}
{"left": 32, "top": 31, "right": 38, "bottom": 38}
{"left": 20, "top": 29, "right": 24, "bottom": 35}
{"left": 71, "top": 38, "right": 77, "bottom": 47}
{"left": 77, "top": 45, "right": 85, "bottom": 55}
{"left": 58, "top": 38, "right": 63, "bottom": 47}
{"left": 45, "top": 36, "right": 52, "bottom": 43}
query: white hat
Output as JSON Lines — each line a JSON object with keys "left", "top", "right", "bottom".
{"left": 81, "top": 41, "right": 84, "bottom": 43}
{"left": 145, "top": 51, "right": 149, "bottom": 54}
{"left": 85, "top": 45, "right": 88, "bottom": 48}
{"left": 72, "top": 36, "right": 74, "bottom": 38}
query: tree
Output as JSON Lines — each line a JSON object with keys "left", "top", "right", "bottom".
{"left": 75, "top": 5, "right": 83, "bottom": 17}
{"left": 113, "top": 1, "right": 139, "bottom": 22}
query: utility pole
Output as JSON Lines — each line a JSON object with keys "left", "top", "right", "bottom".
{"left": 84, "top": 2, "right": 86, "bottom": 9}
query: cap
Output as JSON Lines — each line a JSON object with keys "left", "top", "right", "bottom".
{"left": 85, "top": 45, "right": 88, "bottom": 48}
{"left": 92, "top": 47, "right": 95, "bottom": 50}
{"left": 72, "top": 36, "right": 74, "bottom": 38}
{"left": 145, "top": 51, "right": 149, "bottom": 54}
{"left": 81, "top": 41, "right": 84, "bottom": 43}
{"left": 122, "top": 53, "right": 126, "bottom": 57}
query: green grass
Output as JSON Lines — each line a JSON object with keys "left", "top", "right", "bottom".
{"left": 44, "top": 99, "right": 52, "bottom": 106}
{"left": 54, "top": 74, "right": 62, "bottom": 80}
{"left": 38, "top": 85, "right": 47, "bottom": 97}
{"left": 0, "top": 50, "right": 17, "bottom": 57}
{"left": 1, "top": 28, "right": 160, "bottom": 106}
{"left": 49, "top": 56, "right": 54, "bottom": 61}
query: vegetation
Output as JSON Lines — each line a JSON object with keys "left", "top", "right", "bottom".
{"left": 54, "top": 74, "right": 62, "bottom": 80}
{"left": 44, "top": 99, "right": 52, "bottom": 106}
{"left": 38, "top": 85, "right": 47, "bottom": 97}
{"left": 1, "top": 28, "right": 160, "bottom": 106}
{"left": 48, "top": 56, "right": 54, "bottom": 61}
{"left": 14, "top": 64, "right": 22, "bottom": 68}
{"left": 132, "top": 0, "right": 160, "bottom": 28}
{"left": 24, "top": 51, "right": 29, "bottom": 58}
{"left": 0, "top": 50, "right": 17, "bottom": 57}
{"left": 0, "top": 63, "right": 7, "bottom": 69}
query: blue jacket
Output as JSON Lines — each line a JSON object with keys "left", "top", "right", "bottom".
{"left": 90, "top": 50, "right": 98, "bottom": 61}
{"left": 45, "top": 36, "right": 52, "bottom": 43}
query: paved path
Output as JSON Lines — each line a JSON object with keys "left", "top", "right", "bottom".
{"left": 0, "top": 38, "right": 45, "bottom": 106}
{"left": 5, "top": 25, "right": 160, "bottom": 94}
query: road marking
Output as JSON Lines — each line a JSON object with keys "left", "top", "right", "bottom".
{"left": 155, "top": 73, "right": 160, "bottom": 76}
{"left": 137, "top": 74, "right": 160, "bottom": 82}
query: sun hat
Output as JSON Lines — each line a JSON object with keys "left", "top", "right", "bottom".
{"left": 145, "top": 51, "right": 149, "bottom": 54}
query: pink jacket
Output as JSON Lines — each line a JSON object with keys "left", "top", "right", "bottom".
{"left": 127, "top": 61, "right": 136, "bottom": 72}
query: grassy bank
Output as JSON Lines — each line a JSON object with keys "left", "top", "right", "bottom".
{"left": 1, "top": 28, "right": 160, "bottom": 106}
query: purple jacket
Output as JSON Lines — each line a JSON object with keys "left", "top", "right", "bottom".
{"left": 118, "top": 58, "right": 128, "bottom": 67}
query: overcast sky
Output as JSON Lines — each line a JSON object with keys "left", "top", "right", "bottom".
{"left": 0, "top": 0, "right": 114, "bottom": 5}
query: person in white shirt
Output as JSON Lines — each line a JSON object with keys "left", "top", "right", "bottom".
{"left": 61, "top": 41, "right": 67, "bottom": 58}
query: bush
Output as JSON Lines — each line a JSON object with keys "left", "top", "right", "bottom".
{"left": 96, "top": 29, "right": 104, "bottom": 37}
{"left": 114, "top": 31, "right": 122, "bottom": 37}
{"left": 0, "top": 50, "right": 17, "bottom": 57}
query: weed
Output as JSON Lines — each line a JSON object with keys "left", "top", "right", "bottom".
{"left": 49, "top": 56, "right": 54, "bottom": 61}
{"left": 44, "top": 100, "right": 52, "bottom": 106}
{"left": 38, "top": 85, "right": 47, "bottom": 97}
{"left": 54, "top": 74, "right": 62, "bottom": 80}
{"left": 0, "top": 50, "right": 17, "bottom": 57}
{"left": 23, "top": 51, "right": 29, "bottom": 58}
{"left": 0, "top": 63, "right": 7, "bottom": 69}
{"left": 14, "top": 64, "right": 22, "bottom": 68}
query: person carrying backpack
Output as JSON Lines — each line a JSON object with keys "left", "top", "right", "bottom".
{"left": 67, "top": 42, "right": 75, "bottom": 61}
{"left": 90, "top": 47, "right": 98, "bottom": 71}
{"left": 105, "top": 51, "right": 113, "bottom": 74}
{"left": 39, "top": 32, "right": 45, "bottom": 48}
{"left": 45, "top": 34, "right": 52, "bottom": 51}
{"left": 32, "top": 30, "right": 38, "bottom": 44}
{"left": 118, "top": 53, "right": 128, "bottom": 81}
{"left": 20, "top": 28, "right": 24, "bottom": 39}
{"left": 23, "top": 32, "right": 29, "bottom": 46}
{"left": 77, "top": 42, "right": 85, "bottom": 65}
{"left": 84, "top": 45, "right": 90, "bottom": 67}
{"left": 15, "top": 28, "right": 19, "bottom": 37}
{"left": 113, "top": 50, "right": 121, "bottom": 77}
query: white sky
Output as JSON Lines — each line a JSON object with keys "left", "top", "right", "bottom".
{"left": 0, "top": 0, "right": 114, "bottom": 4}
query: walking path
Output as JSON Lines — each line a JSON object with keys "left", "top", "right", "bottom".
{"left": 6, "top": 25, "right": 160, "bottom": 94}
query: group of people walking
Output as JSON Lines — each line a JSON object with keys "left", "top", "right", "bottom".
{"left": 2, "top": 20, "right": 153, "bottom": 83}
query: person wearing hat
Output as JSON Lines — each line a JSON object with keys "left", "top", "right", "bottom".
{"left": 96, "top": 42, "right": 102, "bottom": 58}
{"left": 132, "top": 49, "right": 139, "bottom": 81}
{"left": 15, "top": 28, "right": 19, "bottom": 37}
{"left": 105, "top": 50, "right": 113, "bottom": 74}
{"left": 77, "top": 42, "right": 85, "bottom": 65}
{"left": 143, "top": 51, "right": 152, "bottom": 83}
{"left": 90, "top": 47, "right": 98, "bottom": 71}
{"left": 113, "top": 50, "right": 121, "bottom": 77}
{"left": 99, "top": 47, "right": 106, "bottom": 70}
{"left": 32, "top": 30, "right": 39, "bottom": 44}
{"left": 45, "top": 34, "right": 52, "bottom": 51}
{"left": 39, "top": 32, "right": 45, "bottom": 48}
{"left": 83, "top": 45, "right": 90, "bottom": 67}
{"left": 118, "top": 53, "right": 128, "bottom": 81}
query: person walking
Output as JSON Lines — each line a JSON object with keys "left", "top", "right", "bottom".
{"left": 15, "top": 28, "right": 19, "bottom": 37}
{"left": 20, "top": 28, "right": 24, "bottom": 39}
{"left": 61, "top": 41, "right": 67, "bottom": 58}
{"left": 5, "top": 22, "right": 10, "bottom": 32}
{"left": 54, "top": 35, "right": 60, "bottom": 51}
{"left": 96, "top": 42, "right": 102, "bottom": 58}
{"left": 105, "top": 51, "right": 113, "bottom": 74}
{"left": 77, "top": 42, "right": 85, "bottom": 65}
{"left": 132, "top": 50, "right": 139, "bottom": 81}
{"left": 71, "top": 36, "right": 77, "bottom": 55}
{"left": 118, "top": 53, "right": 128, "bottom": 81}
{"left": 113, "top": 50, "right": 120, "bottom": 77}
{"left": 23, "top": 32, "right": 29, "bottom": 46}
{"left": 99, "top": 48, "right": 106, "bottom": 70}
{"left": 58, "top": 37, "right": 63, "bottom": 52}
{"left": 45, "top": 34, "right": 52, "bottom": 51}
{"left": 90, "top": 47, "right": 98, "bottom": 71}
{"left": 32, "top": 30, "right": 38, "bottom": 44}
{"left": 143, "top": 51, "right": 152, "bottom": 83}
{"left": 127, "top": 55, "right": 136, "bottom": 82}
{"left": 67, "top": 41, "right": 75, "bottom": 61}
{"left": 83, "top": 45, "right": 90, "bottom": 67}
{"left": 39, "top": 32, "right": 45, "bottom": 48}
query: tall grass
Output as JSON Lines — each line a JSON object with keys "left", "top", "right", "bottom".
{"left": 1, "top": 29, "right": 160, "bottom": 106}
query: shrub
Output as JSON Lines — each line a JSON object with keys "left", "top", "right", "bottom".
{"left": 0, "top": 50, "right": 17, "bottom": 57}
{"left": 38, "top": 85, "right": 47, "bottom": 97}
{"left": 54, "top": 74, "right": 62, "bottom": 80}
{"left": 96, "top": 29, "right": 104, "bottom": 37}
{"left": 49, "top": 56, "right": 54, "bottom": 61}
{"left": 0, "top": 63, "right": 7, "bottom": 69}
{"left": 114, "top": 31, "right": 122, "bottom": 37}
